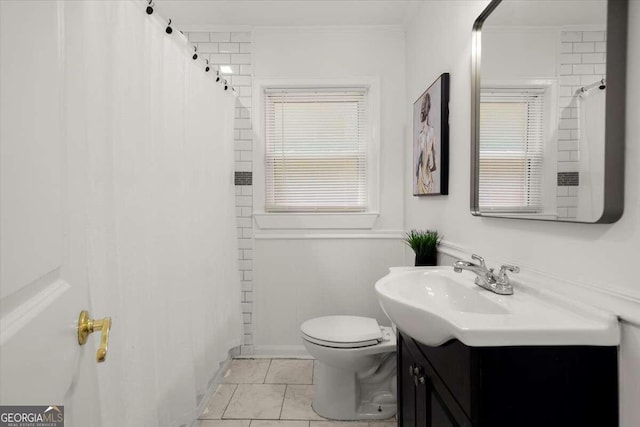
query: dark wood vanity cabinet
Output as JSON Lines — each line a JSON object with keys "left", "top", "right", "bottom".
{"left": 397, "top": 331, "right": 618, "bottom": 427}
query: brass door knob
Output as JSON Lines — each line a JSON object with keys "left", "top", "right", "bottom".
{"left": 78, "top": 310, "right": 111, "bottom": 363}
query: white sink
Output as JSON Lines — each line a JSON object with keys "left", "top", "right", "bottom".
{"left": 375, "top": 267, "right": 619, "bottom": 347}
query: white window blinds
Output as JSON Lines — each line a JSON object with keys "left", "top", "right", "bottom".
{"left": 264, "top": 88, "right": 368, "bottom": 212}
{"left": 479, "top": 88, "right": 545, "bottom": 212}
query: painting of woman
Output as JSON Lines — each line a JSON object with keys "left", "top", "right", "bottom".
{"left": 413, "top": 73, "right": 449, "bottom": 196}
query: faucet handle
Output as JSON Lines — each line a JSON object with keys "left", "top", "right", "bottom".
{"left": 494, "top": 265, "right": 519, "bottom": 291}
{"left": 471, "top": 254, "right": 486, "bottom": 268}
{"left": 497, "top": 264, "right": 520, "bottom": 284}
{"left": 499, "top": 264, "right": 520, "bottom": 275}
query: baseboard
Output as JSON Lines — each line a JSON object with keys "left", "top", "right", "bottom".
{"left": 229, "top": 345, "right": 242, "bottom": 358}
{"left": 439, "top": 240, "right": 640, "bottom": 327}
{"left": 237, "top": 345, "right": 313, "bottom": 359}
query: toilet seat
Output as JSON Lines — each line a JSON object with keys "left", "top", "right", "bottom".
{"left": 302, "top": 334, "right": 380, "bottom": 348}
{"left": 301, "top": 315, "right": 383, "bottom": 349}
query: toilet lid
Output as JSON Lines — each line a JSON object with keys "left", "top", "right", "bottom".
{"left": 301, "top": 316, "right": 383, "bottom": 346}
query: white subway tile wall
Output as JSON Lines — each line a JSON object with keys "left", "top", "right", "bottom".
{"left": 187, "top": 31, "right": 255, "bottom": 355}
{"left": 557, "top": 30, "right": 606, "bottom": 219}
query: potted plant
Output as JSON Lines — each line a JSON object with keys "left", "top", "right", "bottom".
{"left": 403, "top": 229, "right": 441, "bottom": 266}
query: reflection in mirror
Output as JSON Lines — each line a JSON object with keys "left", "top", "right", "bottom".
{"left": 471, "top": 0, "right": 627, "bottom": 223}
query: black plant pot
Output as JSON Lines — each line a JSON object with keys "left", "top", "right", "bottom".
{"left": 415, "top": 251, "right": 437, "bottom": 267}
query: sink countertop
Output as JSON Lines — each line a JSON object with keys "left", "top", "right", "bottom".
{"left": 375, "top": 267, "right": 620, "bottom": 347}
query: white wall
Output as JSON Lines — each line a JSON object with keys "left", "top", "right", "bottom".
{"left": 251, "top": 27, "right": 406, "bottom": 352}
{"left": 254, "top": 237, "right": 404, "bottom": 351}
{"left": 482, "top": 29, "right": 558, "bottom": 79}
{"left": 404, "top": 1, "right": 640, "bottom": 425}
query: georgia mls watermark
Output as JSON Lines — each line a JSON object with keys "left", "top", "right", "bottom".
{"left": 0, "top": 406, "right": 64, "bottom": 427}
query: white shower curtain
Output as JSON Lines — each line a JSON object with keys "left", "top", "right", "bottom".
{"left": 63, "top": 1, "right": 243, "bottom": 425}
{"left": 577, "top": 88, "right": 606, "bottom": 221}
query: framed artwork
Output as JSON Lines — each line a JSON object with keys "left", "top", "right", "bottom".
{"left": 413, "top": 73, "right": 450, "bottom": 196}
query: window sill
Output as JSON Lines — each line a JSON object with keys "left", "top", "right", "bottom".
{"left": 253, "top": 212, "right": 379, "bottom": 230}
{"left": 477, "top": 211, "right": 559, "bottom": 220}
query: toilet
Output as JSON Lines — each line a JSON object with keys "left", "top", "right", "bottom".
{"left": 300, "top": 315, "right": 397, "bottom": 420}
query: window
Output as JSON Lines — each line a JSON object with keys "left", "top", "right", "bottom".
{"left": 264, "top": 88, "right": 368, "bottom": 213}
{"left": 479, "top": 88, "right": 544, "bottom": 212}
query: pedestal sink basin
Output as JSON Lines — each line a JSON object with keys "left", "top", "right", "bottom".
{"left": 375, "top": 267, "right": 619, "bottom": 347}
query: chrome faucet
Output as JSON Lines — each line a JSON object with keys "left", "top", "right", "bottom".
{"left": 453, "top": 254, "right": 519, "bottom": 295}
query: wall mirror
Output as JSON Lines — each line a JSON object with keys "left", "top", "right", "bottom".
{"left": 471, "top": 0, "right": 627, "bottom": 223}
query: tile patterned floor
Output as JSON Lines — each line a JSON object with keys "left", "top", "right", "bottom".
{"left": 197, "top": 359, "right": 396, "bottom": 427}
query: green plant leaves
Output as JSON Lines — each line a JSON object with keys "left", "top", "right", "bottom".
{"left": 402, "top": 229, "right": 442, "bottom": 255}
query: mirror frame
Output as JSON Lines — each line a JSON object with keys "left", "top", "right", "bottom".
{"left": 470, "top": 0, "right": 628, "bottom": 223}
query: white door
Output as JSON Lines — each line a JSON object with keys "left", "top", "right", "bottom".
{"left": 0, "top": 1, "right": 102, "bottom": 425}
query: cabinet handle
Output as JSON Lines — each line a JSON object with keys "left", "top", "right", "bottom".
{"left": 412, "top": 365, "right": 427, "bottom": 386}
{"left": 409, "top": 364, "right": 428, "bottom": 386}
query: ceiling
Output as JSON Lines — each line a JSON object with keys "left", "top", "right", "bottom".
{"left": 485, "top": 1, "right": 607, "bottom": 27}
{"left": 158, "top": 0, "right": 426, "bottom": 27}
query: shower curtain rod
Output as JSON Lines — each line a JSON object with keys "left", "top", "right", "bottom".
{"left": 579, "top": 78, "right": 606, "bottom": 94}
{"left": 145, "top": 0, "right": 237, "bottom": 95}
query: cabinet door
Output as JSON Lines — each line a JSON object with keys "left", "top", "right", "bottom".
{"left": 400, "top": 335, "right": 460, "bottom": 427}
{"left": 429, "top": 386, "right": 458, "bottom": 427}
{"left": 415, "top": 370, "right": 459, "bottom": 427}
{"left": 399, "top": 335, "right": 417, "bottom": 427}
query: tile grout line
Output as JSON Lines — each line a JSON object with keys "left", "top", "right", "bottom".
{"left": 220, "top": 383, "right": 239, "bottom": 420}
{"left": 278, "top": 384, "right": 287, "bottom": 420}
{"left": 263, "top": 358, "right": 273, "bottom": 384}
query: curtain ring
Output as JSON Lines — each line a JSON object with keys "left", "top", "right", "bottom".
{"left": 146, "top": 0, "right": 154, "bottom": 15}
{"left": 192, "top": 46, "right": 198, "bottom": 60}
{"left": 205, "top": 59, "right": 210, "bottom": 72}
{"left": 166, "top": 19, "right": 173, "bottom": 34}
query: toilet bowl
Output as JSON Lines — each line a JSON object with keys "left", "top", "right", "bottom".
{"left": 300, "top": 315, "right": 397, "bottom": 421}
